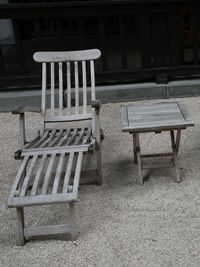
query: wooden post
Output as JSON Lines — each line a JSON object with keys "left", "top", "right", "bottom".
{"left": 176, "top": 129, "right": 181, "bottom": 154}
{"left": 19, "top": 113, "right": 25, "bottom": 147}
{"left": 170, "top": 130, "right": 181, "bottom": 182}
{"left": 16, "top": 207, "right": 25, "bottom": 245}
{"left": 69, "top": 203, "right": 77, "bottom": 241}
{"left": 133, "top": 133, "right": 138, "bottom": 164}
{"left": 94, "top": 105, "right": 102, "bottom": 186}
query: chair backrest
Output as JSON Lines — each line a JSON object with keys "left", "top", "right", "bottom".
{"left": 33, "top": 49, "right": 101, "bottom": 124}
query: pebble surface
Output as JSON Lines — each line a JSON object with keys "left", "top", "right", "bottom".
{"left": 0, "top": 97, "right": 200, "bottom": 267}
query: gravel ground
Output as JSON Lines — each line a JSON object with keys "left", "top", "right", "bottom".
{"left": 0, "top": 97, "right": 200, "bottom": 267}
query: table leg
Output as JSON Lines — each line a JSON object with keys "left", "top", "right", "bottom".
{"left": 176, "top": 130, "right": 181, "bottom": 155}
{"left": 170, "top": 130, "right": 181, "bottom": 183}
{"left": 135, "top": 133, "right": 143, "bottom": 185}
{"left": 133, "top": 133, "right": 138, "bottom": 164}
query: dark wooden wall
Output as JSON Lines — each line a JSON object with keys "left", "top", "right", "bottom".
{"left": 0, "top": 0, "right": 200, "bottom": 89}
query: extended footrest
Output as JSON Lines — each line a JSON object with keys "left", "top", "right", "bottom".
{"left": 8, "top": 146, "right": 87, "bottom": 207}
{"left": 8, "top": 146, "right": 88, "bottom": 245}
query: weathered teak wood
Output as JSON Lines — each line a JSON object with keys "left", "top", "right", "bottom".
{"left": 170, "top": 130, "right": 181, "bottom": 182}
{"left": 8, "top": 147, "right": 87, "bottom": 208}
{"left": 33, "top": 49, "right": 101, "bottom": 62}
{"left": 121, "top": 102, "right": 194, "bottom": 185}
{"left": 8, "top": 49, "right": 103, "bottom": 245}
{"left": 121, "top": 102, "right": 194, "bottom": 133}
{"left": 8, "top": 146, "right": 86, "bottom": 243}
{"left": 16, "top": 207, "right": 25, "bottom": 246}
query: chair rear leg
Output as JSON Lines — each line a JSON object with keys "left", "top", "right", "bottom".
{"left": 69, "top": 203, "right": 77, "bottom": 241}
{"left": 16, "top": 207, "right": 25, "bottom": 246}
{"left": 96, "top": 147, "right": 103, "bottom": 185}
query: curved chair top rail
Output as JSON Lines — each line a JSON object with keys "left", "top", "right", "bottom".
{"left": 33, "top": 49, "right": 101, "bottom": 63}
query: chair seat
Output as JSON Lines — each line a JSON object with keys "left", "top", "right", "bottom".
{"left": 26, "top": 126, "right": 94, "bottom": 149}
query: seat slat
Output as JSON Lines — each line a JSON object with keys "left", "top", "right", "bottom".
{"left": 31, "top": 154, "right": 47, "bottom": 196}
{"left": 20, "top": 155, "right": 38, "bottom": 197}
{"left": 48, "top": 129, "right": 64, "bottom": 147}
{"left": 52, "top": 153, "right": 65, "bottom": 194}
{"left": 41, "top": 154, "right": 56, "bottom": 195}
{"left": 32, "top": 130, "right": 50, "bottom": 148}
{"left": 56, "top": 129, "right": 70, "bottom": 146}
{"left": 74, "top": 128, "right": 85, "bottom": 145}
{"left": 66, "top": 128, "right": 78, "bottom": 146}
{"left": 63, "top": 152, "right": 74, "bottom": 193}
{"left": 40, "top": 129, "right": 56, "bottom": 148}
{"left": 44, "top": 113, "right": 93, "bottom": 123}
{"left": 82, "top": 127, "right": 92, "bottom": 144}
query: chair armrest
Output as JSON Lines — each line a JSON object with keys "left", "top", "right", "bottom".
{"left": 91, "top": 100, "right": 102, "bottom": 110}
{"left": 12, "top": 106, "right": 40, "bottom": 148}
{"left": 12, "top": 106, "right": 41, "bottom": 115}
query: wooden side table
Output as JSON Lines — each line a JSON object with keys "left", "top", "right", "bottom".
{"left": 120, "top": 102, "right": 194, "bottom": 185}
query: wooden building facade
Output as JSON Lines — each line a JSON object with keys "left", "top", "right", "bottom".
{"left": 0, "top": 0, "right": 200, "bottom": 89}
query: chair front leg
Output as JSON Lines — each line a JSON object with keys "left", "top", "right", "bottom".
{"left": 92, "top": 101, "right": 103, "bottom": 185}
{"left": 19, "top": 113, "right": 26, "bottom": 148}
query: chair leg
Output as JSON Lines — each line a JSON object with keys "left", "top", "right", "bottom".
{"left": 135, "top": 133, "right": 143, "bottom": 186}
{"left": 133, "top": 133, "right": 138, "bottom": 164}
{"left": 69, "top": 203, "right": 77, "bottom": 241}
{"left": 96, "top": 147, "right": 103, "bottom": 185}
{"left": 176, "top": 129, "right": 181, "bottom": 155}
{"left": 16, "top": 207, "right": 25, "bottom": 246}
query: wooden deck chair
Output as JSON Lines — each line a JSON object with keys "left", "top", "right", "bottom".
{"left": 7, "top": 49, "right": 102, "bottom": 245}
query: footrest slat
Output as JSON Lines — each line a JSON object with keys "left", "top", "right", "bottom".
{"left": 8, "top": 147, "right": 84, "bottom": 208}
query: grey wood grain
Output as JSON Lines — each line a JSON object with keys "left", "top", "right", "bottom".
{"left": 33, "top": 49, "right": 101, "bottom": 62}
{"left": 8, "top": 48, "right": 103, "bottom": 244}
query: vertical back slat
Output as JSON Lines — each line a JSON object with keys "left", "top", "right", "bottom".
{"left": 42, "top": 63, "right": 47, "bottom": 115}
{"left": 50, "top": 62, "right": 55, "bottom": 115}
{"left": 90, "top": 60, "right": 96, "bottom": 101}
{"left": 59, "top": 62, "right": 63, "bottom": 115}
{"left": 82, "top": 61, "right": 87, "bottom": 113}
{"left": 67, "top": 62, "right": 71, "bottom": 113}
{"left": 74, "top": 61, "right": 79, "bottom": 114}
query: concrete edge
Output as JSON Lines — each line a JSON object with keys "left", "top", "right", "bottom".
{"left": 0, "top": 79, "right": 200, "bottom": 112}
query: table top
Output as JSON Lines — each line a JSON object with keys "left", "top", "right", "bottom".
{"left": 121, "top": 102, "right": 194, "bottom": 132}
